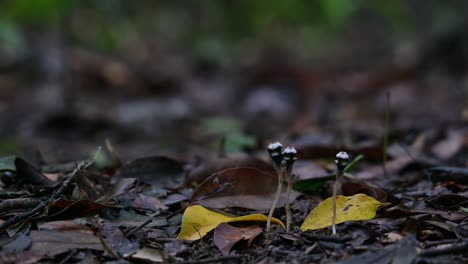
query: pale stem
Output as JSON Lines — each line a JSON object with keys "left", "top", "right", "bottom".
{"left": 332, "top": 177, "right": 338, "bottom": 235}
{"left": 285, "top": 177, "right": 293, "bottom": 232}
{"left": 266, "top": 166, "right": 284, "bottom": 233}
{"left": 332, "top": 170, "right": 344, "bottom": 235}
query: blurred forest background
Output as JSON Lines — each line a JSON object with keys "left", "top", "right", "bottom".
{"left": 1, "top": 0, "right": 468, "bottom": 162}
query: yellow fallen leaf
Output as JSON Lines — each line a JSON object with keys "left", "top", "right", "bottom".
{"left": 300, "top": 193, "right": 389, "bottom": 232}
{"left": 177, "top": 205, "right": 285, "bottom": 240}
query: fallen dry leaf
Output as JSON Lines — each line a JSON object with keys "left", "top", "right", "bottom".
{"left": 177, "top": 205, "right": 284, "bottom": 240}
{"left": 129, "top": 247, "right": 164, "bottom": 263}
{"left": 96, "top": 177, "right": 136, "bottom": 203}
{"left": 47, "top": 199, "right": 111, "bottom": 220}
{"left": 186, "top": 154, "right": 275, "bottom": 186}
{"left": 301, "top": 194, "right": 389, "bottom": 231}
{"left": 213, "top": 223, "right": 262, "bottom": 256}
{"left": 431, "top": 129, "right": 464, "bottom": 160}
{"left": 191, "top": 167, "right": 299, "bottom": 210}
{"left": 29, "top": 230, "right": 102, "bottom": 257}
{"left": 38, "top": 220, "right": 94, "bottom": 234}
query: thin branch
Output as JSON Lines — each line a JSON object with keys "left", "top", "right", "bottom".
{"left": 0, "top": 149, "right": 100, "bottom": 232}
{"left": 179, "top": 255, "right": 246, "bottom": 264}
{"left": 419, "top": 241, "right": 468, "bottom": 257}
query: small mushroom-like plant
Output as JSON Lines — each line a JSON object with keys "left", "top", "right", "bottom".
{"left": 266, "top": 142, "right": 297, "bottom": 233}
{"left": 266, "top": 142, "right": 284, "bottom": 233}
{"left": 282, "top": 147, "right": 297, "bottom": 232}
{"left": 332, "top": 151, "right": 350, "bottom": 235}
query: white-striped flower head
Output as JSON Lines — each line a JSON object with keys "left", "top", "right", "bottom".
{"left": 267, "top": 142, "right": 283, "bottom": 167}
{"left": 335, "top": 151, "right": 350, "bottom": 171}
{"left": 283, "top": 147, "right": 297, "bottom": 172}
{"left": 282, "top": 147, "right": 297, "bottom": 161}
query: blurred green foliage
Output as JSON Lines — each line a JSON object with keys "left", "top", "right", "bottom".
{"left": 0, "top": 0, "right": 464, "bottom": 61}
{"left": 200, "top": 117, "right": 256, "bottom": 153}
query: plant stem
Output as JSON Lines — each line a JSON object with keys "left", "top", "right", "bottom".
{"left": 285, "top": 177, "right": 293, "bottom": 232}
{"left": 266, "top": 166, "right": 284, "bottom": 233}
{"left": 332, "top": 175, "right": 339, "bottom": 235}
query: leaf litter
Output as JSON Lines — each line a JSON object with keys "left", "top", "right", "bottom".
{"left": 1, "top": 27, "right": 468, "bottom": 262}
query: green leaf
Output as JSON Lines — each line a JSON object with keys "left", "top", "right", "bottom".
{"left": 293, "top": 155, "right": 364, "bottom": 192}
{"left": 344, "top": 154, "right": 364, "bottom": 173}
{"left": 0, "top": 156, "right": 16, "bottom": 172}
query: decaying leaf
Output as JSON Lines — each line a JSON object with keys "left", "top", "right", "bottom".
{"left": 191, "top": 167, "right": 300, "bottom": 210}
{"left": 336, "top": 233, "right": 417, "bottom": 264}
{"left": 38, "top": 220, "right": 94, "bottom": 234}
{"left": 186, "top": 154, "right": 276, "bottom": 186}
{"left": 129, "top": 247, "right": 164, "bottom": 263}
{"left": 15, "top": 158, "right": 55, "bottom": 188}
{"left": 29, "top": 230, "right": 103, "bottom": 257}
{"left": 301, "top": 194, "right": 389, "bottom": 232}
{"left": 47, "top": 199, "right": 111, "bottom": 220}
{"left": 177, "top": 205, "right": 284, "bottom": 240}
{"left": 213, "top": 223, "right": 262, "bottom": 256}
{"left": 96, "top": 177, "right": 136, "bottom": 203}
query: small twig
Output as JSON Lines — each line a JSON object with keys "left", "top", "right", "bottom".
{"left": 179, "top": 255, "right": 246, "bottom": 264}
{"left": 419, "top": 240, "right": 468, "bottom": 257}
{"left": 125, "top": 211, "right": 161, "bottom": 237}
{"left": 0, "top": 149, "right": 100, "bottom": 232}
{"left": 0, "top": 198, "right": 41, "bottom": 212}
{"left": 0, "top": 191, "right": 29, "bottom": 199}
{"left": 424, "top": 239, "right": 462, "bottom": 248}
{"left": 58, "top": 249, "right": 77, "bottom": 264}
{"left": 302, "top": 233, "right": 352, "bottom": 243}
{"left": 98, "top": 229, "right": 119, "bottom": 258}
{"left": 125, "top": 207, "right": 185, "bottom": 237}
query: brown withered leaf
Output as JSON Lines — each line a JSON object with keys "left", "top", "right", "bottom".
{"left": 186, "top": 154, "right": 275, "bottom": 186}
{"left": 0, "top": 251, "right": 42, "bottom": 264}
{"left": 29, "top": 230, "right": 103, "bottom": 257}
{"left": 38, "top": 220, "right": 94, "bottom": 234}
{"left": 15, "top": 158, "right": 55, "bottom": 188}
{"left": 100, "top": 221, "right": 138, "bottom": 256}
{"left": 130, "top": 194, "right": 168, "bottom": 211}
{"left": 190, "top": 167, "right": 299, "bottom": 210}
{"left": 96, "top": 178, "right": 136, "bottom": 203}
{"left": 47, "top": 199, "right": 111, "bottom": 220}
{"left": 213, "top": 223, "right": 262, "bottom": 256}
